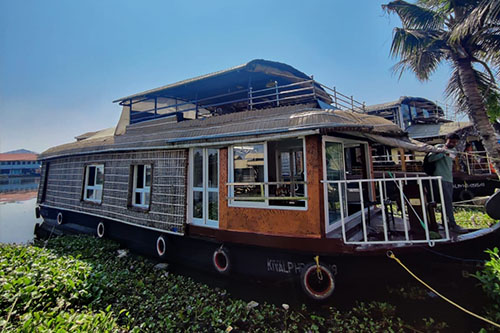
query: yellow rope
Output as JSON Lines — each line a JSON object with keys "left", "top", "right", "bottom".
{"left": 386, "top": 250, "right": 500, "bottom": 329}
{"left": 314, "top": 255, "right": 323, "bottom": 281}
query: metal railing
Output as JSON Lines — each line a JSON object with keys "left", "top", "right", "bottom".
{"left": 372, "top": 154, "right": 415, "bottom": 163}
{"left": 372, "top": 151, "right": 494, "bottom": 176}
{"left": 226, "top": 181, "right": 308, "bottom": 201}
{"left": 126, "top": 79, "right": 367, "bottom": 124}
{"left": 321, "top": 176, "right": 451, "bottom": 246}
{"left": 317, "top": 82, "right": 366, "bottom": 113}
{"left": 463, "top": 151, "right": 493, "bottom": 175}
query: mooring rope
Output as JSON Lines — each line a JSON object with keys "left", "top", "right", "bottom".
{"left": 387, "top": 250, "right": 500, "bottom": 329}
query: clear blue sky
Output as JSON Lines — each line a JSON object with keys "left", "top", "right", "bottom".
{"left": 0, "top": 0, "right": 458, "bottom": 153}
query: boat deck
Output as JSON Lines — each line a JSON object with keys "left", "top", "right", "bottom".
{"left": 326, "top": 207, "right": 458, "bottom": 242}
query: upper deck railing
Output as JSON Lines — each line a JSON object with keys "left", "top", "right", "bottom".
{"left": 126, "top": 79, "right": 366, "bottom": 125}
{"left": 373, "top": 151, "right": 494, "bottom": 176}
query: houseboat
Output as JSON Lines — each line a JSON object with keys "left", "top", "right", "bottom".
{"left": 35, "top": 60, "right": 500, "bottom": 300}
{"left": 366, "top": 97, "right": 500, "bottom": 201}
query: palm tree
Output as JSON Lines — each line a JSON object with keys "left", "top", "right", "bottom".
{"left": 382, "top": 0, "right": 500, "bottom": 174}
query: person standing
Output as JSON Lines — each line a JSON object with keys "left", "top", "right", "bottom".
{"left": 427, "top": 133, "right": 467, "bottom": 233}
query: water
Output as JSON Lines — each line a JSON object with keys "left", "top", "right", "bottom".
{"left": 0, "top": 176, "right": 41, "bottom": 244}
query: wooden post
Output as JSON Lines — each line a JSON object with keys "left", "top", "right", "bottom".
{"left": 399, "top": 148, "right": 406, "bottom": 171}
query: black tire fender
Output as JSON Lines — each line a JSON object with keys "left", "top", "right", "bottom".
{"left": 156, "top": 236, "right": 167, "bottom": 258}
{"left": 56, "top": 212, "right": 64, "bottom": 225}
{"left": 96, "top": 222, "right": 105, "bottom": 238}
{"left": 300, "top": 262, "right": 335, "bottom": 301}
{"left": 213, "top": 247, "right": 231, "bottom": 274}
{"left": 459, "top": 189, "right": 474, "bottom": 202}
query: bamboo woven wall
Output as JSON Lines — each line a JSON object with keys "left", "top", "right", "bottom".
{"left": 38, "top": 150, "right": 188, "bottom": 234}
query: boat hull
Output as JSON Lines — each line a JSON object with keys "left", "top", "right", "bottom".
{"left": 35, "top": 205, "right": 499, "bottom": 284}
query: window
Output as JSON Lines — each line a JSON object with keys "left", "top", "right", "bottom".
{"left": 83, "top": 164, "right": 104, "bottom": 203}
{"left": 232, "top": 144, "right": 265, "bottom": 201}
{"left": 131, "top": 164, "right": 152, "bottom": 209}
{"left": 190, "top": 148, "right": 219, "bottom": 227}
{"left": 229, "top": 138, "right": 306, "bottom": 209}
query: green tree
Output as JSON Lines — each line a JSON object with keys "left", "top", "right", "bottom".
{"left": 383, "top": 0, "right": 500, "bottom": 174}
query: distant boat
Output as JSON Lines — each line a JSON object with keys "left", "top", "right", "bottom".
{"left": 366, "top": 97, "right": 500, "bottom": 201}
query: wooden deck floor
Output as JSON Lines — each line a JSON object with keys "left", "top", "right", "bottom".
{"left": 326, "top": 207, "right": 454, "bottom": 242}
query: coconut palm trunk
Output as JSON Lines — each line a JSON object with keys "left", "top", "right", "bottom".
{"left": 455, "top": 57, "right": 500, "bottom": 174}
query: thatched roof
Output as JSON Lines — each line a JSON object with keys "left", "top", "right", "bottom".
{"left": 39, "top": 104, "right": 405, "bottom": 160}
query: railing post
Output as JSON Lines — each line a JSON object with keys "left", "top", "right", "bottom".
{"left": 417, "top": 178, "right": 431, "bottom": 244}
{"left": 311, "top": 78, "right": 317, "bottom": 100}
{"left": 437, "top": 178, "right": 450, "bottom": 240}
{"left": 275, "top": 81, "right": 279, "bottom": 107}
{"left": 398, "top": 179, "right": 410, "bottom": 241}
{"left": 248, "top": 87, "right": 253, "bottom": 110}
{"left": 333, "top": 87, "right": 338, "bottom": 109}
{"left": 429, "top": 178, "right": 435, "bottom": 202}
{"left": 378, "top": 180, "right": 389, "bottom": 242}
{"left": 359, "top": 181, "right": 367, "bottom": 242}
{"left": 466, "top": 152, "right": 471, "bottom": 175}
{"left": 351, "top": 95, "right": 354, "bottom": 110}
{"left": 154, "top": 96, "right": 158, "bottom": 117}
{"left": 338, "top": 182, "right": 347, "bottom": 243}
{"left": 487, "top": 154, "right": 492, "bottom": 174}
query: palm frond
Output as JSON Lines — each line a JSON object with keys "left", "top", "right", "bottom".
{"left": 393, "top": 45, "right": 445, "bottom": 81}
{"left": 416, "top": 0, "right": 453, "bottom": 15}
{"left": 450, "top": 2, "right": 494, "bottom": 44}
{"left": 390, "top": 27, "right": 444, "bottom": 57}
{"left": 484, "top": 0, "right": 500, "bottom": 24}
{"left": 383, "top": 0, "right": 445, "bottom": 29}
{"left": 445, "top": 66, "right": 469, "bottom": 111}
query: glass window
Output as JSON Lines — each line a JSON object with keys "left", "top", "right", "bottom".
{"left": 230, "top": 138, "right": 306, "bottom": 208}
{"left": 208, "top": 149, "right": 218, "bottom": 188}
{"left": 193, "top": 149, "right": 203, "bottom": 188}
{"left": 411, "top": 106, "right": 418, "bottom": 119}
{"left": 83, "top": 164, "right": 104, "bottom": 203}
{"left": 268, "top": 138, "right": 305, "bottom": 207}
{"left": 131, "top": 164, "right": 152, "bottom": 209}
{"left": 233, "top": 144, "right": 265, "bottom": 201}
{"left": 190, "top": 148, "right": 219, "bottom": 226}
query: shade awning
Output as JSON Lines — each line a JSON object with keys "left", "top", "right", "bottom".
{"left": 364, "top": 134, "right": 447, "bottom": 153}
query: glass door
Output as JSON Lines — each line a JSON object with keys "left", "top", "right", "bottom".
{"left": 323, "top": 139, "right": 347, "bottom": 233}
{"left": 191, "top": 148, "right": 219, "bottom": 228}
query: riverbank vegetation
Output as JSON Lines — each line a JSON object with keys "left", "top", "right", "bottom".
{"left": 0, "top": 236, "right": 440, "bottom": 332}
{"left": 474, "top": 247, "right": 500, "bottom": 327}
{"left": 0, "top": 235, "right": 497, "bottom": 332}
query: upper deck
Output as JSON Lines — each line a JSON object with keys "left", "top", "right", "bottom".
{"left": 112, "top": 59, "right": 366, "bottom": 126}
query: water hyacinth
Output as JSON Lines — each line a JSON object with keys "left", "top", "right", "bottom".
{"left": 0, "top": 235, "right": 455, "bottom": 332}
